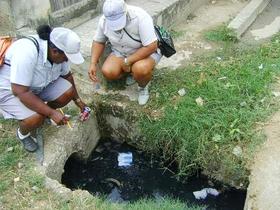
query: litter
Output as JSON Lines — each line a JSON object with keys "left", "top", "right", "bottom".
{"left": 193, "top": 189, "right": 207, "bottom": 199}
{"left": 193, "top": 188, "right": 220, "bottom": 200}
{"left": 118, "top": 152, "right": 133, "bottom": 167}
{"left": 105, "top": 178, "right": 122, "bottom": 187}
{"left": 195, "top": 97, "right": 204, "bottom": 106}
{"left": 178, "top": 88, "right": 186, "bottom": 96}
{"left": 272, "top": 92, "right": 280, "bottom": 97}
{"left": 232, "top": 146, "right": 243, "bottom": 157}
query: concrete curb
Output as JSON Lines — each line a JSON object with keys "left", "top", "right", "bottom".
{"left": 228, "top": 0, "right": 272, "bottom": 38}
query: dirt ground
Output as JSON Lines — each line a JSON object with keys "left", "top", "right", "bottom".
{"left": 157, "top": 0, "right": 246, "bottom": 69}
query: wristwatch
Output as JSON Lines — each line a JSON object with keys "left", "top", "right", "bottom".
{"left": 124, "top": 57, "right": 131, "bottom": 67}
{"left": 74, "top": 98, "right": 82, "bottom": 103}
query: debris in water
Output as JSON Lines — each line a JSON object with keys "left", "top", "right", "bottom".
{"left": 105, "top": 178, "right": 122, "bottom": 187}
{"left": 118, "top": 152, "right": 133, "bottom": 167}
{"left": 193, "top": 188, "right": 220, "bottom": 200}
{"left": 62, "top": 139, "right": 247, "bottom": 208}
{"left": 95, "top": 145, "right": 105, "bottom": 153}
{"left": 108, "top": 187, "right": 124, "bottom": 203}
{"left": 193, "top": 189, "right": 207, "bottom": 199}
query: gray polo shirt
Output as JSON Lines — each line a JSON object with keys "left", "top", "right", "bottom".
{"left": 0, "top": 35, "right": 70, "bottom": 94}
{"left": 94, "top": 5, "right": 157, "bottom": 57}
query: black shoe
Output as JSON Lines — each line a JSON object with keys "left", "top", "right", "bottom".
{"left": 16, "top": 129, "right": 38, "bottom": 152}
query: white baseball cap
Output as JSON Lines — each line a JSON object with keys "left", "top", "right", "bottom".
{"left": 103, "top": 0, "right": 127, "bottom": 31}
{"left": 50, "top": 27, "right": 84, "bottom": 64}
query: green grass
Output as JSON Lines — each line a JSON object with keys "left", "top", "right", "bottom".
{"left": 204, "top": 24, "right": 238, "bottom": 43}
{"left": 138, "top": 33, "right": 280, "bottom": 184}
{"left": 63, "top": 196, "right": 204, "bottom": 210}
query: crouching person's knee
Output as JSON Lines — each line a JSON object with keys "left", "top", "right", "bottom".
{"left": 102, "top": 67, "right": 122, "bottom": 80}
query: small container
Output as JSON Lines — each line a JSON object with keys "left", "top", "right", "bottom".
{"left": 94, "top": 81, "right": 100, "bottom": 90}
{"left": 80, "top": 107, "right": 91, "bottom": 121}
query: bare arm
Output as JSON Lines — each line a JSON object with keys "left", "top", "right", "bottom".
{"left": 11, "top": 84, "right": 66, "bottom": 124}
{"left": 88, "top": 41, "right": 105, "bottom": 81}
{"left": 125, "top": 41, "right": 158, "bottom": 65}
{"left": 61, "top": 72, "right": 86, "bottom": 112}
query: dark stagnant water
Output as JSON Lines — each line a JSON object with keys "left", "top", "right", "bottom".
{"left": 62, "top": 139, "right": 246, "bottom": 209}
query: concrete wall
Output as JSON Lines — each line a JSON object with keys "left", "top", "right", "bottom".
{"left": 8, "top": 0, "right": 101, "bottom": 30}
{"left": 153, "top": 0, "right": 208, "bottom": 27}
{"left": 50, "top": 0, "right": 99, "bottom": 27}
{"left": 0, "top": 0, "right": 16, "bottom": 36}
{"left": 11, "top": 0, "right": 51, "bottom": 29}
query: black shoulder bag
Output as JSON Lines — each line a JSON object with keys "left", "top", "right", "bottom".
{"left": 124, "top": 25, "right": 176, "bottom": 58}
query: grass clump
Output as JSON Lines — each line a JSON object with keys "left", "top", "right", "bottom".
{"left": 139, "top": 33, "right": 280, "bottom": 184}
{"left": 204, "top": 24, "right": 238, "bottom": 43}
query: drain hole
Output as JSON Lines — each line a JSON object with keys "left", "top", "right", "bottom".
{"left": 61, "top": 139, "right": 246, "bottom": 209}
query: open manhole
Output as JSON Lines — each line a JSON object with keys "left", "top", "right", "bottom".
{"left": 62, "top": 139, "right": 246, "bottom": 209}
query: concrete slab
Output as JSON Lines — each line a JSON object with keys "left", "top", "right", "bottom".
{"left": 244, "top": 111, "right": 280, "bottom": 210}
{"left": 228, "top": 0, "right": 272, "bottom": 38}
{"left": 242, "top": 0, "right": 280, "bottom": 42}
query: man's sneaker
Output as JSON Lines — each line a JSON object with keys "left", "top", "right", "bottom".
{"left": 126, "top": 75, "right": 136, "bottom": 86}
{"left": 138, "top": 83, "right": 150, "bottom": 105}
{"left": 16, "top": 128, "right": 38, "bottom": 152}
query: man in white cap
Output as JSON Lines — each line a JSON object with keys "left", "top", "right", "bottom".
{"left": 88, "top": 0, "right": 161, "bottom": 105}
{"left": 0, "top": 25, "right": 90, "bottom": 152}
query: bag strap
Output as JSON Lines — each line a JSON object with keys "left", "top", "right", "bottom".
{"left": 4, "top": 36, "right": 39, "bottom": 67}
{"left": 123, "top": 28, "right": 141, "bottom": 43}
{"left": 24, "top": 36, "right": 40, "bottom": 54}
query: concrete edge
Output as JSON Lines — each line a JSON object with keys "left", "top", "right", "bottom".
{"left": 228, "top": 0, "right": 272, "bottom": 38}
{"left": 153, "top": 0, "right": 208, "bottom": 28}
{"left": 49, "top": 0, "right": 98, "bottom": 27}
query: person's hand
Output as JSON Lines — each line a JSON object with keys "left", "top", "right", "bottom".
{"left": 49, "top": 109, "right": 69, "bottom": 125}
{"left": 88, "top": 63, "right": 98, "bottom": 82}
{"left": 73, "top": 98, "right": 91, "bottom": 122}
{"left": 74, "top": 98, "right": 87, "bottom": 113}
